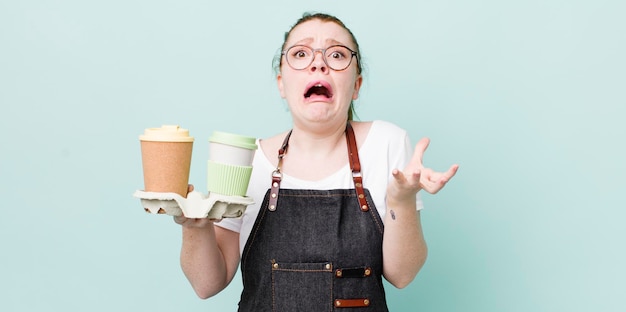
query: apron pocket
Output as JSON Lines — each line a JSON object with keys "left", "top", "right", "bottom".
{"left": 271, "top": 260, "right": 333, "bottom": 312}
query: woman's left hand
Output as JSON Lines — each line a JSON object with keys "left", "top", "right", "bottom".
{"left": 390, "top": 137, "right": 459, "bottom": 198}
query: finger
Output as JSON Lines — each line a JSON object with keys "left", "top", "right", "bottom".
{"left": 173, "top": 215, "right": 187, "bottom": 224}
{"left": 410, "top": 137, "right": 430, "bottom": 167}
{"left": 441, "top": 164, "right": 460, "bottom": 182}
{"left": 421, "top": 180, "right": 443, "bottom": 194}
{"left": 391, "top": 169, "right": 408, "bottom": 185}
{"left": 422, "top": 166, "right": 458, "bottom": 194}
{"left": 187, "top": 184, "right": 195, "bottom": 192}
{"left": 409, "top": 169, "right": 421, "bottom": 185}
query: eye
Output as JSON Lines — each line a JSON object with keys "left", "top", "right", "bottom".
{"left": 290, "top": 47, "right": 311, "bottom": 59}
{"left": 330, "top": 52, "right": 344, "bottom": 59}
{"left": 327, "top": 47, "right": 348, "bottom": 60}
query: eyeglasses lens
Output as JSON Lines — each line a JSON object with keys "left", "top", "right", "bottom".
{"left": 286, "top": 45, "right": 354, "bottom": 71}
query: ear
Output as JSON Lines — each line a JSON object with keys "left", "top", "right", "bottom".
{"left": 352, "top": 74, "right": 363, "bottom": 100}
{"left": 277, "top": 72, "right": 286, "bottom": 98}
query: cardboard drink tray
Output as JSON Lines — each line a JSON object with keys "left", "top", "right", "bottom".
{"left": 133, "top": 190, "right": 254, "bottom": 220}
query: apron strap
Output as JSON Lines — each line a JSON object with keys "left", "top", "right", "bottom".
{"left": 268, "top": 130, "right": 292, "bottom": 211}
{"left": 345, "top": 123, "right": 369, "bottom": 212}
{"left": 268, "top": 123, "right": 368, "bottom": 212}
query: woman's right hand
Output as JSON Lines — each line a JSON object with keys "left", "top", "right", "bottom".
{"left": 172, "top": 184, "right": 214, "bottom": 228}
{"left": 175, "top": 183, "right": 241, "bottom": 298}
{"left": 174, "top": 215, "right": 214, "bottom": 228}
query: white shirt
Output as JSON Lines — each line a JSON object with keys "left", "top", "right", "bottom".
{"left": 216, "top": 120, "right": 424, "bottom": 254}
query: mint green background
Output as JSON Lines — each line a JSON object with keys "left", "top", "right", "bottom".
{"left": 1, "top": 1, "right": 624, "bottom": 311}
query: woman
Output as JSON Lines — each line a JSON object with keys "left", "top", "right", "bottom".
{"left": 174, "top": 12, "right": 458, "bottom": 311}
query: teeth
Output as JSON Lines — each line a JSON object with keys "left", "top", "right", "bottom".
{"left": 315, "top": 84, "right": 322, "bottom": 87}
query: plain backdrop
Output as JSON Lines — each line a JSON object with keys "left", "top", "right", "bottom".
{"left": 1, "top": 0, "right": 625, "bottom": 311}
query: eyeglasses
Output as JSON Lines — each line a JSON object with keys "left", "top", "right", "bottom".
{"left": 282, "top": 45, "right": 358, "bottom": 71}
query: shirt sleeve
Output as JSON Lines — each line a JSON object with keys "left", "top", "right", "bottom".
{"left": 214, "top": 214, "right": 242, "bottom": 233}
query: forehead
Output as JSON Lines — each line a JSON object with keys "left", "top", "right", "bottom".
{"left": 286, "top": 19, "right": 355, "bottom": 48}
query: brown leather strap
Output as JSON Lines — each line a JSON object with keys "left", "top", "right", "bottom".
{"left": 335, "top": 298, "right": 371, "bottom": 308}
{"left": 269, "top": 124, "right": 368, "bottom": 212}
{"left": 346, "top": 123, "right": 369, "bottom": 212}
{"left": 268, "top": 130, "right": 292, "bottom": 211}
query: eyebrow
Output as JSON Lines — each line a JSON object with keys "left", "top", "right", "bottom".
{"left": 292, "top": 37, "right": 348, "bottom": 47}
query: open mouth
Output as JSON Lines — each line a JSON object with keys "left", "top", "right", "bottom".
{"left": 304, "top": 81, "right": 333, "bottom": 100}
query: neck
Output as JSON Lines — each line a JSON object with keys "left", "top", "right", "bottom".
{"left": 288, "top": 120, "right": 349, "bottom": 155}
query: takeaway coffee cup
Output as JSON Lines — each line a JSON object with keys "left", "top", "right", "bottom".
{"left": 140, "top": 125, "right": 194, "bottom": 198}
{"left": 207, "top": 131, "right": 257, "bottom": 196}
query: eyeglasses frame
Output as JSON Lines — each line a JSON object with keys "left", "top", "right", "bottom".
{"left": 282, "top": 44, "right": 358, "bottom": 71}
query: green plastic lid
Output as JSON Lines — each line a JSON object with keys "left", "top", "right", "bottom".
{"left": 208, "top": 131, "right": 257, "bottom": 150}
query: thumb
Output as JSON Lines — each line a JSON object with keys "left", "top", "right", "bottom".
{"left": 411, "top": 137, "right": 430, "bottom": 167}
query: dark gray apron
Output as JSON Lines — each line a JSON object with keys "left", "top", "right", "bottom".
{"left": 238, "top": 124, "right": 389, "bottom": 311}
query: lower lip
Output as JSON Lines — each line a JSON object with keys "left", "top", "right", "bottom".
{"left": 304, "top": 95, "right": 333, "bottom": 103}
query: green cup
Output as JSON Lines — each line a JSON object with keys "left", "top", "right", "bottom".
{"left": 207, "top": 131, "right": 257, "bottom": 196}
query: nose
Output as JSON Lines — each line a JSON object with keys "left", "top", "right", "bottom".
{"left": 309, "top": 50, "right": 328, "bottom": 73}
